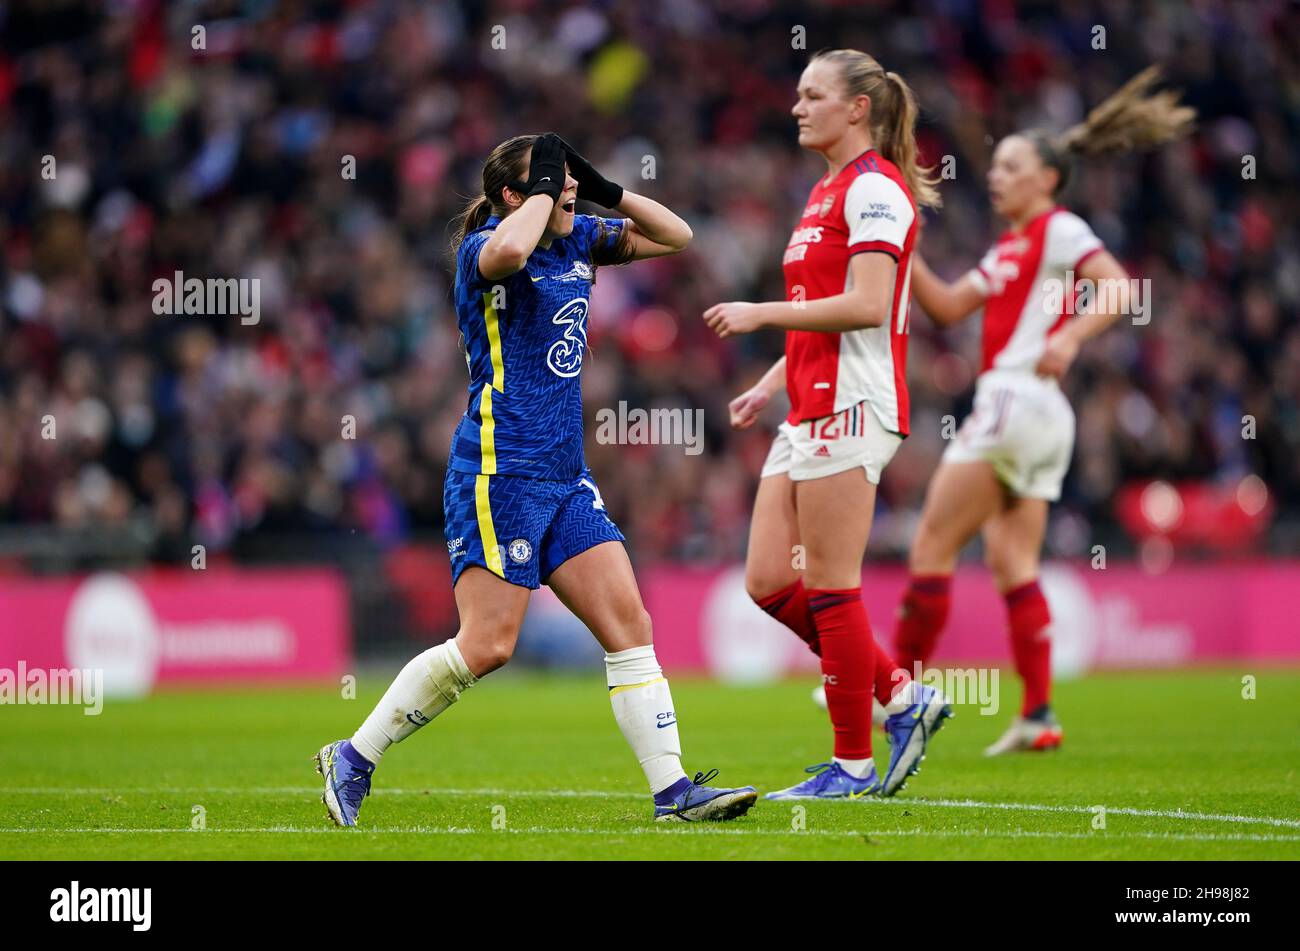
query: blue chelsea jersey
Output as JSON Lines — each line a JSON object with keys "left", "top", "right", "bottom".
{"left": 449, "top": 213, "right": 625, "bottom": 480}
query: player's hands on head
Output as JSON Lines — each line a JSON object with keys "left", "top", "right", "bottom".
{"left": 728, "top": 385, "right": 772, "bottom": 430}
{"left": 509, "top": 133, "right": 567, "bottom": 204}
{"left": 1035, "top": 330, "right": 1079, "bottom": 381}
{"left": 703, "top": 301, "right": 763, "bottom": 338}
{"left": 556, "top": 136, "right": 624, "bottom": 208}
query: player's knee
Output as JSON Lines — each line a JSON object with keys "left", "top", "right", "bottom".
{"left": 985, "top": 547, "right": 1033, "bottom": 591}
{"left": 910, "top": 520, "right": 950, "bottom": 573}
{"left": 801, "top": 558, "right": 859, "bottom": 591}
{"left": 459, "top": 609, "right": 522, "bottom": 673}
{"left": 596, "top": 604, "right": 653, "bottom": 652}
{"left": 474, "top": 636, "right": 517, "bottom": 673}
{"left": 995, "top": 560, "right": 1038, "bottom": 594}
{"left": 745, "top": 570, "right": 792, "bottom": 604}
{"left": 803, "top": 572, "right": 855, "bottom": 591}
{"left": 609, "top": 603, "right": 653, "bottom": 645}
{"left": 628, "top": 606, "right": 654, "bottom": 645}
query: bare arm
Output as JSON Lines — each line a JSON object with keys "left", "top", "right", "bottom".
{"left": 705, "top": 253, "right": 896, "bottom": 338}
{"left": 1065, "top": 251, "right": 1131, "bottom": 342}
{"left": 615, "top": 191, "right": 693, "bottom": 259}
{"left": 755, "top": 355, "right": 787, "bottom": 396}
{"left": 729, "top": 356, "right": 786, "bottom": 430}
{"left": 1035, "top": 250, "right": 1132, "bottom": 379}
{"left": 477, "top": 194, "right": 556, "bottom": 281}
{"left": 910, "top": 253, "right": 985, "bottom": 327}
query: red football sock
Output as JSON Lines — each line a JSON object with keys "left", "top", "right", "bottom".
{"left": 873, "top": 639, "right": 910, "bottom": 706}
{"left": 894, "top": 574, "right": 952, "bottom": 672}
{"left": 1005, "top": 580, "right": 1052, "bottom": 715}
{"left": 754, "top": 579, "right": 820, "bottom": 656}
{"left": 808, "top": 587, "right": 875, "bottom": 760}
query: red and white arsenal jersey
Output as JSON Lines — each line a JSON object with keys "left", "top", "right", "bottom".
{"left": 968, "top": 206, "right": 1104, "bottom": 374}
{"left": 781, "top": 149, "right": 918, "bottom": 435}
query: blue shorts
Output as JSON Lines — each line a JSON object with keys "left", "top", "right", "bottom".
{"left": 443, "top": 467, "right": 626, "bottom": 589}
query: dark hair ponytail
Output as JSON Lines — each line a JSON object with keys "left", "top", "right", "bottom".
{"left": 447, "top": 134, "right": 536, "bottom": 265}
{"left": 448, "top": 195, "right": 495, "bottom": 257}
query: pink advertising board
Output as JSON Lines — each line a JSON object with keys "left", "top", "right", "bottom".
{"left": 639, "top": 561, "right": 1300, "bottom": 680}
{"left": 0, "top": 569, "right": 349, "bottom": 695}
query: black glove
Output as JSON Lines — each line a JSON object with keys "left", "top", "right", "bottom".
{"left": 556, "top": 136, "right": 624, "bottom": 208}
{"left": 507, "top": 133, "right": 566, "bottom": 204}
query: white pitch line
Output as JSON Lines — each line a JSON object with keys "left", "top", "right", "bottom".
{"left": 0, "top": 786, "right": 643, "bottom": 799}
{"left": 2, "top": 786, "right": 1297, "bottom": 829}
{"left": 864, "top": 796, "right": 1300, "bottom": 830}
{"left": 0, "top": 826, "right": 1297, "bottom": 844}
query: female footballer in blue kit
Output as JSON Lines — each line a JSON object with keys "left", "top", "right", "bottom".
{"left": 315, "top": 133, "right": 757, "bottom": 825}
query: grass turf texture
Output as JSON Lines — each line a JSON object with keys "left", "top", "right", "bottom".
{"left": 2, "top": 669, "right": 1297, "bottom": 860}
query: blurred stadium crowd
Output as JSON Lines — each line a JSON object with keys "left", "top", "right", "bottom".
{"left": 1, "top": 0, "right": 1297, "bottom": 572}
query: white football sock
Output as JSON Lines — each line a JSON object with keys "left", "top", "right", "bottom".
{"left": 350, "top": 639, "right": 477, "bottom": 764}
{"left": 605, "top": 645, "right": 688, "bottom": 795}
{"left": 834, "top": 756, "right": 876, "bottom": 779}
{"left": 883, "top": 678, "right": 920, "bottom": 715}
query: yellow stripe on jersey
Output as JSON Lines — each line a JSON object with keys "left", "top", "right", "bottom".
{"left": 475, "top": 474, "right": 504, "bottom": 578}
{"left": 478, "top": 292, "right": 506, "bottom": 475}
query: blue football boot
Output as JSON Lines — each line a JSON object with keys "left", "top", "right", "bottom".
{"left": 315, "top": 739, "right": 374, "bottom": 827}
{"left": 880, "top": 684, "right": 953, "bottom": 797}
{"left": 763, "top": 761, "right": 881, "bottom": 800}
{"left": 653, "top": 769, "right": 758, "bottom": 822}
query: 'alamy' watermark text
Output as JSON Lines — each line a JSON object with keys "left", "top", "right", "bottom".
{"left": 152, "top": 271, "right": 260, "bottom": 325}
{"left": 594, "top": 401, "right": 704, "bottom": 455}
{"left": 1042, "top": 271, "right": 1150, "bottom": 326}
{"left": 0, "top": 663, "right": 103, "bottom": 715}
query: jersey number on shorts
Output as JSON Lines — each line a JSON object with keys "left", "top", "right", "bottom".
{"left": 966, "top": 388, "right": 1013, "bottom": 439}
{"left": 579, "top": 478, "right": 607, "bottom": 510}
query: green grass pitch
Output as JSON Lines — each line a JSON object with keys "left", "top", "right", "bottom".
{"left": 2, "top": 668, "right": 1297, "bottom": 859}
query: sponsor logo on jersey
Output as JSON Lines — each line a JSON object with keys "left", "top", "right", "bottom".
{"left": 802, "top": 195, "right": 837, "bottom": 218}
{"left": 551, "top": 261, "right": 593, "bottom": 283}
{"left": 1002, "top": 236, "right": 1031, "bottom": 256}
{"left": 784, "top": 225, "right": 826, "bottom": 266}
{"left": 508, "top": 538, "right": 533, "bottom": 564}
{"left": 859, "top": 201, "right": 897, "bottom": 222}
{"left": 546, "top": 297, "right": 590, "bottom": 377}
{"left": 985, "top": 258, "right": 1021, "bottom": 295}
{"left": 788, "top": 225, "right": 825, "bottom": 247}
{"left": 530, "top": 262, "right": 593, "bottom": 284}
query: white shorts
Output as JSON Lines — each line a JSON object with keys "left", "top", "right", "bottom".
{"left": 761, "top": 400, "right": 902, "bottom": 484}
{"left": 942, "top": 370, "right": 1076, "bottom": 500}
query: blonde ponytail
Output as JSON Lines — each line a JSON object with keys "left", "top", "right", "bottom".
{"left": 811, "top": 49, "right": 941, "bottom": 209}
{"left": 1059, "top": 65, "right": 1195, "bottom": 157}
{"left": 881, "top": 70, "right": 940, "bottom": 209}
{"left": 1028, "top": 65, "right": 1196, "bottom": 195}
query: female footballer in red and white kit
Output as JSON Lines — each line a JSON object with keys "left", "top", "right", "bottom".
{"left": 895, "top": 67, "right": 1194, "bottom": 754}
{"left": 706, "top": 49, "right": 951, "bottom": 799}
